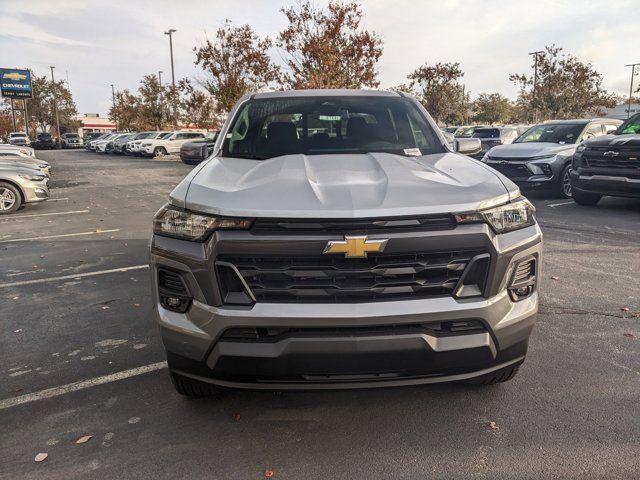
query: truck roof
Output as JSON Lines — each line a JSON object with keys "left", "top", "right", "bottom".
{"left": 252, "top": 89, "right": 401, "bottom": 100}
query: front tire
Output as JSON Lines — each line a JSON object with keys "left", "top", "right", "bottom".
{"left": 0, "top": 182, "right": 22, "bottom": 215}
{"left": 572, "top": 189, "right": 602, "bottom": 206}
{"left": 170, "top": 372, "right": 220, "bottom": 397}
{"left": 557, "top": 164, "right": 572, "bottom": 198}
{"left": 463, "top": 364, "right": 520, "bottom": 385}
{"left": 153, "top": 147, "right": 168, "bottom": 158}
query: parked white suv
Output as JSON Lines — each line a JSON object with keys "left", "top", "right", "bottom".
{"left": 7, "top": 132, "right": 31, "bottom": 146}
{"left": 140, "top": 131, "right": 204, "bottom": 157}
{"left": 127, "top": 132, "right": 171, "bottom": 155}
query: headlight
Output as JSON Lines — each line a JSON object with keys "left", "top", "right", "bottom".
{"left": 455, "top": 199, "right": 536, "bottom": 233}
{"left": 153, "top": 205, "right": 252, "bottom": 241}
{"left": 141, "top": 143, "right": 151, "bottom": 147}
{"left": 19, "top": 174, "right": 46, "bottom": 182}
{"left": 38, "top": 163, "right": 49, "bottom": 168}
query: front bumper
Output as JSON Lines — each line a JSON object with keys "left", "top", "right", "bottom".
{"left": 21, "top": 179, "right": 50, "bottom": 203}
{"left": 151, "top": 222, "right": 542, "bottom": 389}
{"left": 570, "top": 171, "right": 640, "bottom": 198}
{"left": 485, "top": 158, "right": 565, "bottom": 190}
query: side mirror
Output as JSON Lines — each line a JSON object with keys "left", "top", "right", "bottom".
{"left": 455, "top": 138, "right": 482, "bottom": 155}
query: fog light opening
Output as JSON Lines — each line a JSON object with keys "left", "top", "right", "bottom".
{"left": 508, "top": 258, "right": 536, "bottom": 302}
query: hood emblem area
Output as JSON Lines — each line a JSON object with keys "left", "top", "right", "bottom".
{"left": 323, "top": 235, "right": 388, "bottom": 258}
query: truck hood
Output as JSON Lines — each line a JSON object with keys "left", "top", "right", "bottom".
{"left": 173, "top": 152, "right": 517, "bottom": 218}
{"left": 489, "top": 142, "right": 575, "bottom": 158}
{"left": 583, "top": 134, "right": 640, "bottom": 148}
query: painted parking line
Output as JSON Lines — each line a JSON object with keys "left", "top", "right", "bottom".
{"left": 1, "top": 209, "right": 89, "bottom": 220}
{"left": 0, "top": 264, "right": 149, "bottom": 288}
{"left": 548, "top": 201, "right": 574, "bottom": 208}
{"left": 0, "top": 229, "right": 119, "bottom": 244}
{"left": 0, "top": 361, "right": 167, "bottom": 411}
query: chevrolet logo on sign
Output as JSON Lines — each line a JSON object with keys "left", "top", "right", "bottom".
{"left": 323, "top": 235, "right": 388, "bottom": 258}
{"left": 3, "top": 72, "right": 27, "bottom": 81}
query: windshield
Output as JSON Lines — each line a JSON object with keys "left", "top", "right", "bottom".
{"left": 158, "top": 132, "right": 172, "bottom": 139}
{"left": 65, "top": 134, "right": 79, "bottom": 138}
{"left": 11, "top": 133, "right": 27, "bottom": 137}
{"left": 472, "top": 128, "right": 500, "bottom": 139}
{"left": 222, "top": 96, "right": 444, "bottom": 160}
{"left": 616, "top": 114, "right": 640, "bottom": 135}
{"left": 514, "top": 123, "right": 585, "bottom": 144}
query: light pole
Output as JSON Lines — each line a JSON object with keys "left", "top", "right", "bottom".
{"left": 528, "top": 51, "right": 544, "bottom": 123}
{"left": 625, "top": 63, "right": 639, "bottom": 119}
{"left": 111, "top": 84, "right": 117, "bottom": 130}
{"left": 164, "top": 29, "right": 176, "bottom": 88}
{"left": 164, "top": 29, "right": 177, "bottom": 128}
{"left": 158, "top": 71, "right": 164, "bottom": 128}
{"left": 50, "top": 66, "right": 61, "bottom": 140}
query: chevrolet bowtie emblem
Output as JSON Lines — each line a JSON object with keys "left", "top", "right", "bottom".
{"left": 323, "top": 235, "right": 388, "bottom": 258}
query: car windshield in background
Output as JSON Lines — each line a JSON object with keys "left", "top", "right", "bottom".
{"left": 158, "top": 132, "right": 172, "bottom": 139}
{"left": 472, "top": 128, "right": 500, "bottom": 138}
{"left": 222, "top": 96, "right": 444, "bottom": 160}
{"left": 65, "top": 134, "right": 79, "bottom": 138}
{"left": 617, "top": 114, "right": 640, "bottom": 135}
{"left": 514, "top": 123, "right": 584, "bottom": 144}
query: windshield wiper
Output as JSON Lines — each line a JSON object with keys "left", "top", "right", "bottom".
{"left": 224, "top": 153, "right": 268, "bottom": 160}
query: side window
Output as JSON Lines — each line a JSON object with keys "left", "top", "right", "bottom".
{"left": 603, "top": 124, "right": 618, "bottom": 134}
{"left": 175, "top": 133, "right": 186, "bottom": 140}
{"left": 583, "top": 124, "right": 604, "bottom": 140}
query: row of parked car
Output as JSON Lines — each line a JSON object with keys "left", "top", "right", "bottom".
{"left": 84, "top": 130, "right": 219, "bottom": 164}
{"left": 443, "top": 117, "right": 628, "bottom": 199}
{"left": 0, "top": 143, "right": 51, "bottom": 215}
{"left": 3, "top": 131, "right": 85, "bottom": 149}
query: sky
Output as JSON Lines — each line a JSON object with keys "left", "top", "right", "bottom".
{"left": 1, "top": 0, "right": 637, "bottom": 116}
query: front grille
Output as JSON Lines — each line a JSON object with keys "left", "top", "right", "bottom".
{"left": 583, "top": 147, "right": 640, "bottom": 172}
{"left": 487, "top": 162, "right": 532, "bottom": 178}
{"left": 217, "top": 249, "right": 489, "bottom": 303}
{"left": 251, "top": 215, "right": 455, "bottom": 234}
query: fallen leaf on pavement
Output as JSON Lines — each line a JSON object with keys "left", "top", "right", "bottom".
{"left": 621, "top": 307, "right": 630, "bottom": 312}
{"left": 76, "top": 435, "right": 92, "bottom": 444}
{"left": 133, "top": 303, "right": 141, "bottom": 307}
{"left": 232, "top": 413, "right": 241, "bottom": 421}
{"left": 623, "top": 332, "right": 636, "bottom": 339}
{"left": 12, "top": 296, "right": 19, "bottom": 300}
{"left": 34, "top": 453, "right": 48, "bottom": 462}
{"left": 14, "top": 329, "right": 23, "bottom": 333}
{"left": 486, "top": 421, "right": 499, "bottom": 430}
{"left": 264, "top": 469, "right": 274, "bottom": 478}
{"left": 101, "top": 306, "right": 110, "bottom": 310}
{"left": 550, "top": 276, "right": 559, "bottom": 280}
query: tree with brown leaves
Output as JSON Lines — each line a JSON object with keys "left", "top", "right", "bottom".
{"left": 510, "top": 45, "right": 616, "bottom": 121}
{"left": 277, "top": 1, "right": 383, "bottom": 89}
{"left": 404, "top": 62, "right": 465, "bottom": 125}
{"left": 179, "top": 78, "right": 220, "bottom": 130}
{"left": 193, "top": 20, "right": 279, "bottom": 115}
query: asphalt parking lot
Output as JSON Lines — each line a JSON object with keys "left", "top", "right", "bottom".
{"left": 1, "top": 149, "right": 639, "bottom": 479}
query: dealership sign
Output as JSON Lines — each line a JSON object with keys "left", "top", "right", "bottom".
{"left": 0, "top": 68, "right": 33, "bottom": 99}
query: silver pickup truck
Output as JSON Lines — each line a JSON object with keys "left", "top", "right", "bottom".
{"left": 150, "top": 89, "right": 542, "bottom": 396}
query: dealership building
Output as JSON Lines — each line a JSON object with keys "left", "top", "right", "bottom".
{"left": 73, "top": 113, "right": 116, "bottom": 137}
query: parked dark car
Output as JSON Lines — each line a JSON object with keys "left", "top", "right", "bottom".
{"left": 570, "top": 113, "right": 640, "bottom": 205}
{"left": 61, "top": 133, "right": 83, "bottom": 148}
{"left": 113, "top": 133, "right": 136, "bottom": 154}
{"left": 470, "top": 127, "right": 519, "bottom": 159}
{"left": 179, "top": 131, "right": 219, "bottom": 165}
{"left": 482, "top": 118, "right": 622, "bottom": 198}
{"left": 34, "top": 133, "right": 57, "bottom": 150}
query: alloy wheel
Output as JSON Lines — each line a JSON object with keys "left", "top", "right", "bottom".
{"left": 0, "top": 187, "right": 17, "bottom": 211}
{"left": 562, "top": 168, "right": 572, "bottom": 197}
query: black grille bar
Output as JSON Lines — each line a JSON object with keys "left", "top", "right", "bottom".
{"left": 251, "top": 215, "right": 455, "bottom": 234}
{"left": 217, "top": 249, "right": 489, "bottom": 303}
